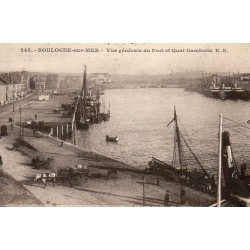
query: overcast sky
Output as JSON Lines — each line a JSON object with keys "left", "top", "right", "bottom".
{"left": 0, "top": 43, "right": 250, "bottom": 75}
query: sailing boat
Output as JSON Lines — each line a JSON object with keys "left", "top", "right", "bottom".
{"left": 103, "top": 99, "right": 111, "bottom": 121}
{"left": 147, "top": 107, "right": 216, "bottom": 193}
{"left": 76, "top": 65, "right": 90, "bottom": 129}
{"left": 91, "top": 85, "right": 103, "bottom": 124}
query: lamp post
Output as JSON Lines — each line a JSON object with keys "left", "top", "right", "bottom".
{"left": 217, "top": 113, "right": 223, "bottom": 207}
{"left": 142, "top": 175, "right": 145, "bottom": 207}
{"left": 12, "top": 88, "right": 15, "bottom": 111}
{"left": 19, "top": 106, "right": 22, "bottom": 140}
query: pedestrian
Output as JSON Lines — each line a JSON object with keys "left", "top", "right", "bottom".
{"left": 61, "top": 140, "right": 63, "bottom": 147}
{"left": 241, "top": 163, "right": 247, "bottom": 180}
{"left": 156, "top": 177, "right": 160, "bottom": 186}
{"left": 204, "top": 175, "right": 209, "bottom": 191}
{"left": 180, "top": 187, "right": 186, "bottom": 205}
{"left": 35, "top": 114, "right": 37, "bottom": 120}
{"left": 31, "top": 157, "right": 36, "bottom": 166}
{"left": 211, "top": 173, "right": 216, "bottom": 188}
{"left": 164, "top": 190, "right": 170, "bottom": 207}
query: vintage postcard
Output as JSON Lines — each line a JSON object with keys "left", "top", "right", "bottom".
{"left": 1, "top": 43, "right": 250, "bottom": 207}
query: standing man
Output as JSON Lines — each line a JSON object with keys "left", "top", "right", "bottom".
{"left": 241, "top": 163, "right": 247, "bottom": 180}
{"left": 164, "top": 190, "right": 170, "bottom": 207}
{"left": 180, "top": 187, "right": 186, "bottom": 205}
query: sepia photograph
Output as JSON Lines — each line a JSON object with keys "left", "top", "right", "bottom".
{"left": 2, "top": 1, "right": 250, "bottom": 250}
{"left": 1, "top": 43, "right": 250, "bottom": 207}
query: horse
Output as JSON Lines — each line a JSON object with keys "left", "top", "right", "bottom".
{"left": 34, "top": 172, "right": 57, "bottom": 188}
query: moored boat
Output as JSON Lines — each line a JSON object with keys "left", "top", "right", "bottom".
{"left": 102, "top": 99, "right": 111, "bottom": 121}
{"left": 147, "top": 107, "right": 216, "bottom": 194}
{"left": 77, "top": 117, "right": 90, "bottom": 129}
{"left": 75, "top": 66, "right": 109, "bottom": 128}
{"left": 103, "top": 113, "right": 110, "bottom": 121}
{"left": 203, "top": 79, "right": 247, "bottom": 100}
{"left": 106, "top": 135, "right": 118, "bottom": 142}
{"left": 76, "top": 65, "right": 90, "bottom": 129}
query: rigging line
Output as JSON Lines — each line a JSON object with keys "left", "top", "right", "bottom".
{"left": 223, "top": 123, "right": 249, "bottom": 133}
{"left": 179, "top": 132, "right": 209, "bottom": 175}
{"left": 224, "top": 123, "right": 245, "bottom": 129}
{"left": 176, "top": 116, "right": 218, "bottom": 156}
{"left": 179, "top": 129, "right": 215, "bottom": 166}
{"left": 176, "top": 116, "right": 218, "bottom": 166}
{"left": 229, "top": 142, "right": 240, "bottom": 175}
{"left": 176, "top": 126, "right": 187, "bottom": 170}
{"left": 223, "top": 116, "right": 250, "bottom": 130}
{"left": 177, "top": 116, "right": 218, "bottom": 152}
{"left": 223, "top": 125, "right": 250, "bottom": 138}
{"left": 224, "top": 123, "right": 249, "bottom": 132}
{"left": 176, "top": 116, "right": 194, "bottom": 145}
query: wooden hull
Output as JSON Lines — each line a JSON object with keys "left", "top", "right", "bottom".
{"left": 147, "top": 157, "right": 179, "bottom": 181}
{"left": 103, "top": 114, "right": 110, "bottom": 121}
{"left": 94, "top": 116, "right": 103, "bottom": 124}
{"left": 147, "top": 157, "right": 216, "bottom": 194}
{"left": 106, "top": 136, "right": 118, "bottom": 142}
{"left": 76, "top": 120, "right": 90, "bottom": 129}
{"left": 203, "top": 88, "right": 250, "bottom": 100}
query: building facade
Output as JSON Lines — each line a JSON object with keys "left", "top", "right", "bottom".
{"left": 90, "top": 73, "right": 112, "bottom": 84}
{"left": 0, "top": 71, "right": 29, "bottom": 104}
{"left": 0, "top": 81, "right": 7, "bottom": 105}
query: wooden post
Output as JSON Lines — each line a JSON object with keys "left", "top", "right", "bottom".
{"left": 71, "top": 122, "right": 74, "bottom": 145}
{"left": 22, "top": 126, "right": 24, "bottom": 140}
{"left": 143, "top": 176, "right": 145, "bottom": 207}
{"left": 12, "top": 88, "right": 15, "bottom": 111}
{"left": 61, "top": 124, "right": 64, "bottom": 139}
{"left": 19, "top": 106, "right": 22, "bottom": 140}
{"left": 217, "top": 113, "right": 223, "bottom": 207}
{"left": 56, "top": 126, "right": 59, "bottom": 138}
{"left": 74, "top": 123, "right": 77, "bottom": 145}
{"left": 51, "top": 127, "right": 53, "bottom": 136}
{"left": 66, "top": 123, "right": 69, "bottom": 135}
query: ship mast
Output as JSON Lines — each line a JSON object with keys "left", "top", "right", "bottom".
{"left": 173, "top": 107, "right": 186, "bottom": 173}
{"left": 82, "top": 65, "right": 87, "bottom": 121}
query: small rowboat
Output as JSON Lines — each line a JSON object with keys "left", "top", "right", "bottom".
{"left": 106, "top": 135, "right": 118, "bottom": 142}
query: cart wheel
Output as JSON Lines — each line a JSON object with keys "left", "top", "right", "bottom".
{"left": 70, "top": 173, "right": 82, "bottom": 186}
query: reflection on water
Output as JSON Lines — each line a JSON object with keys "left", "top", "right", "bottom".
{"left": 78, "top": 88, "right": 250, "bottom": 172}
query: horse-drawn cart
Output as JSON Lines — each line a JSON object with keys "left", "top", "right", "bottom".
{"left": 31, "top": 157, "right": 54, "bottom": 170}
{"left": 57, "top": 165, "right": 90, "bottom": 186}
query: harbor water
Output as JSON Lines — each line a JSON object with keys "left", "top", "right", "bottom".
{"left": 77, "top": 88, "right": 250, "bottom": 173}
